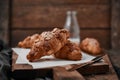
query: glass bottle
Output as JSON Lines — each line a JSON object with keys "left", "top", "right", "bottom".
{"left": 64, "top": 11, "right": 80, "bottom": 44}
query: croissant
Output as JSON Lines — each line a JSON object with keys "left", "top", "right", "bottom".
{"left": 54, "top": 40, "right": 82, "bottom": 60}
{"left": 27, "top": 28, "right": 70, "bottom": 62}
{"left": 18, "top": 34, "right": 40, "bottom": 48}
{"left": 80, "top": 38, "right": 102, "bottom": 55}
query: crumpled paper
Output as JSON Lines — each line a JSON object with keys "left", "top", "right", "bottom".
{"left": 12, "top": 48, "right": 95, "bottom": 69}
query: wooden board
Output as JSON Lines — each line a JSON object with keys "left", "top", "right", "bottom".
{"left": 12, "top": 52, "right": 110, "bottom": 79}
{"left": 84, "top": 54, "right": 119, "bottom": 80}
{"left": 53, "top": 54, "right": 119, "bottom": 80}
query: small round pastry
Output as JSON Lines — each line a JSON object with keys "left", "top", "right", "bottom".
{"left": 54, "top": 40, "right": 82, "bottom": 60}
{"left": 80, "top": 38, "right": 102, "bottom": 55}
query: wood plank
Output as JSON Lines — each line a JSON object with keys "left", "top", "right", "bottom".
{"left": 13, "top": 0, "right": 110, "bottom": 6}
{"left": 12, "top": 51, "right": 119, "bottom": 80}
{"left": 111, "top": 0, "right": 120, "bottom": 49}
{"left": 64, "top": 60, "right": 109, "bottom": 75}
{"left": 12, "top": 52, "right": 52, "bottom": 79}
{"left": 12, "top": 5, "right": 110, "bottom": 29}
{"left": 12, "top": 51, "right": 109, "bottom": 79}
{"left": 12, "top": 52, "right": 32, "bottom": 71}
{"left": 84, "top": 54, "right": 119, "bottom": 80}
{"left": 77, "top": 62, "right": 109, "bottom": 75}
{"left": 0, "top": 0, "right": 9, "bottom": 44}
{"left": 53, "top": 67, "right": 85, "bottom": 80}
{"left": 11, "top": 29, "right": 110, "bottom": 49}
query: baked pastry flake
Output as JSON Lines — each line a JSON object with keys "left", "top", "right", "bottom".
{"left": 54, "top": 40, "right": 82, "bottom": 60}
{"left": 80, "top": 38, "right": 102, "bottom": 55}
{"left": 18, "top": 34, "right": 40, "bottom": 48}
{"left": 27, "top": 28, "right": 70, "bottom": 62}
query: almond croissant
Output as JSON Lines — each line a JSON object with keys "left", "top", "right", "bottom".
{"left": 18, "top": 34, "right": 40, "bottom": 48}
{"left": 54, "top": 40, "right": 82, "bottom": 60}
{"left": 27, "top": 28, "right": 70, "bottom": 62}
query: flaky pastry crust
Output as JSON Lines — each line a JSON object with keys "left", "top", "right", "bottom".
{"left": 27, "top": 28, "right": 70, "bottom": 62}
{"left": 54, "top": 40, "right": 82, "bottom": 60}
{"left": 80, "top": 38, "right": 102, "bottom": 55}
{"left": 18, "top": 34, "right": 40, "bottom": 48}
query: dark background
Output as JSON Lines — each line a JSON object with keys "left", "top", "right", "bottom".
{"left": 0, "top": 0, "right": 120, "bottom": 71}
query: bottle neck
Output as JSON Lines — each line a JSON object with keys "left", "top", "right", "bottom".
{"left": 72, "top": 11, "right": 79, "bottom": 28}
{"left": 64, "top": 11, "right": 72, "bottom": 30}
{"left": 71, "top": 11, "right": 80, "bottom": 37}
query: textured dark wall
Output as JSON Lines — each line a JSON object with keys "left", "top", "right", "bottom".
{"left": 0, "top": 0, "right": 9, "bottom": 44}
{"left": 111, "top": 0, "right": 120, "bottom": 50}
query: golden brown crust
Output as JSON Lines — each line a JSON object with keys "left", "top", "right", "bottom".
{"left": 27, "top": 28, "right": 70, "bottom": 62}
{"left": 80, "top": 38, "right": 102, "bottom": 55}
{"left": 54, "top": 40, "right": 82, "bottom": 60}
{"left": 18, "top": 34, "right": 40, "bottom": 48}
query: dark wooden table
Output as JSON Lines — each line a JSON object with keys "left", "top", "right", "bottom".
{"left": 12, "top": 52, "right": 119, "bottom": 80}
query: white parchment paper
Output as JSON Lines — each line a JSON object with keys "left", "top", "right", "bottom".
{"left": 12, "top": 48, "right": 95, "bottom": 69}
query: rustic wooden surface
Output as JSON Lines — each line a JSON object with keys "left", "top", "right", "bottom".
{"left": 10, "top": 0, "right": 111, "bottom": 49}
{"left": 12, "top": 0, "right": 110, "bottom": 29}
{"left": 111, "top": 0, "right": 120, "bottom": 49}
{"left": 12, "top": 52, "right": 109, "bottom": 74}
{"left": 52, "top": 54, "right": 119, "bottom": 80}
{"left": 13, "top": 0, "right": 109, "bottom": 5}
{"left": 84, "top": 54, "right": 119, "bottom": 80}
{"left": 12, "top": 5, "right": 110, "bottom": 28}
{"left": 12, "top": 52, "right": 118, "bottom": 80}
{"left": 0, "top": 0, "right": 9, "bottom": 44}
{"left": 53, "top": 67, "right": 86, "bottom": 80}
{"left": 12, "top": 0, "right": 110, "bottom": 28}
